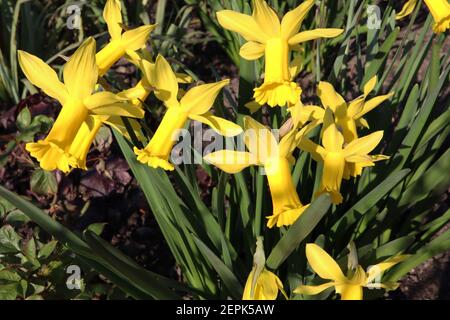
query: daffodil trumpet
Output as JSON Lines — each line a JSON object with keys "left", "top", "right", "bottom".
{"left": 297, "top": 109, "right": 388, "bottom": 204}
{"left": 204, "top": 116, "right": 316, "bottom": 228}
{"left": 217, "top": 0, "right": 343, "bottom": 107}
{"left": 134, "top": 55, "right": 242, "bottom": 171}
{"left": 96, "top": 0, "right": 156, "bottom": 76}
{"left": 396, "top": 0, "right": 450, "bottom": 33}
{"left": 18, "top": 37, "right": 144, "bottom": 173}
{"left": 294, "top": 243, "right": 409, "bottom": 300}
{"left": 243, "top": 237, "right": 287, "bottom": 300}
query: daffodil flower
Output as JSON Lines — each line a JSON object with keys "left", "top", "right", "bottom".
{"left": 119, "top": 50, "right": 193, "bottom": 107}
{"left": 217, "top": 0, "right": 343, "bottom": 108}
{"left": 243, "top": 237, "right": 287, "bottom": 300}
{"left": 294, "top": 243, "right": 408, "bottom": 300}
{"left": 18, "top": 37, "right": 144, "bottom": 173}
{"left": 396, "top": 0, "right": 450, "bottom": 33}
{"left": 317, "top": 76, "right": 394, "bottom": 143}
{"left": 134, "top": 55, "right": 242, "bottom": 171}
{"left": 96, "top": 0, "right": 156, "bottom": 75}
{"left": 205, "top": 116, "right": 314, "bottom": 228}
{"left": 297, "top": 109, "right": 388, "bottom": 204}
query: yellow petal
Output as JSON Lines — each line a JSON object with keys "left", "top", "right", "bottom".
{"left": 151, "top": 55, "right": 179, "bottom": 107}
{"left": 180, "top": 79, "right": 229, "bottom": 114}
{"left": 297, "top": 136, "right": 326, "bottom": 162}
{"left": 84, "top": 91, "right": 125, "bottom": 108}
{"left": 363, "top": 75, "right": 378, "bottom": 96}
{"left": 87, "top": 102, "right": 144, "bottom": 118}
{"left": 216, "top": 10, "right": 267, "bottom": 43}
{"left": 317, "top": 81, "right": 346, "bottom": 113}
{"left": 103, "top": 0, "right": 123, "bottom": 40}
{"left": 189, "top": 113, "right": 243, "bottom": 137}
{"left": 366, "top": 255, "right": 410, "bottom": 284}
{"left": 121, "top": 24, "right": 156, "bottom": 51}
{"left": 356, "top": 117, "right": 370, "bottom": 129}
{"left": 293, "top": 282, "right": 335, "bottom": 295}
{"left": 281, "top": 0, "right": 315, "bottom": 39}
{"left": 355, "top": 92, "right": 394, "bottom": 119}
{"left": 289, "top": 102, "right": 324, "bottom": 126}
{"left": 305, "top": 243, "right": 347, "bottom": 282}
{"left": 63, "top": 37, "right": 98, "bottom": 99}
{"left": 396, "top": 0, "right": 419, "bottom": 20}
{"left": 343, "top": 131, "right": 383, "bottom": 158}
{"left": 257, "top": 269, "right": 283, "bottom": 300}
{"left": 17, "top": 50, "right": 69, "bottom": 104}
{"left": 252, "top": 0, "right": 280, "bottom": 38}
{"left": 243, "top": 116, "right": 278, "bottom": 163}
{"left": 105, "top": 116, "right": 145, "bottom": 142}
{"left": 245, "top": 100, "right": 263, "bottom": 113}
{"left": 204, "top": 150, "right": 258, "bottom": 173}
{"left": 289, "top": 55, "right": 303, "bottom": 80}
{"left": 288, "top": 28, "right": 343, "bottom": 45}
{"left": 175, "top": 72, "right": 193, "bottom": 84}
{"left": 240, "top": 41, "right": 265, "bottom": 60}
{"left": 339, "top": 285, "right": 363, "bottom": 300}
{"left": 322, "top": 109, "right": 344, "bottom": 152}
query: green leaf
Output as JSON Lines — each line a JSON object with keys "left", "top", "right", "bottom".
{"left": 193, "top": 236, "right": 243, "bottom": 299}
{"left": 30, "top": 169, "right": 58, "bottom": 195}
{"left": 0, "top": 225, "right": 21, "bottom": 254}
{"left": 37, "top": 240, "right": 58, "bottom": 260}
{"left": 87, "top": 223, "right": 107, "bottom": 236}
{"left": 266, "top": 194, "right": 331, "bottom": 270}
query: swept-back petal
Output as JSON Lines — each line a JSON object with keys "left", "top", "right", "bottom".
{"left": 317, "top": 81, "right": 346, "bottom": 113}
{"left": 216, "top": 10, "right": 267, "bottom": 43}
{"left": 103, "top": 0, "right": 123, "bottom": 40}
{"left": 293, "top": 282, "right": 335, "bottom": 295}
{"left": 366, "top": 255, "right": 410, "bottom": 284}
{"left": 252, "top": 0, "right": 280, "bottom": 37}
{"left": 243, "top": 116, "right": 278, "bottom": 163}
{"left": 204, "top": 150, "right": 258, "bottom": 173}
{"left": 288, "top": 28, "right": 343, "bottom": 45}
{"left": 189, "top": 113, "right": 242, "bottom": 137}
{"left": 281, "top": 0, "right": 315, "bottom": 39}
{"left": 151, "top": 55, "right": 179, "bottom": 107}
{"left": 180, "top": 79, "right": 229, "bottom": 114}
{"left": 18, "top": 50, "right": 69, "bottom": 104}
{"left": 354, "top": 92, "right": 394, "bottom": 119}
{"left": 363, "top": 75, "right": 378, "bottom": 96}
{"left": 240, "top": 41, "right": 265, "bottom": 60}
{"left": 343, "top": 131, "right": 383, "bottom": 158}
{"left": 396, "top": 0, "right": 419, "bottom": 20}
{"left": 63, "top": 37, "right": 98, "bottom": 99}
{"left": 121, "top": 24, "right": 156, "bottom": 51}
{"left": 305, "top": 244, "right": 347, "bottom": 282}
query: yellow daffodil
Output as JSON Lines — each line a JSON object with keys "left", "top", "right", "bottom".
{"left": 18, "top": 37, "right": 144, "bottom": 173}
{"left": 396, "top": 0, "right": 450, "bottom": 33}
{"left": 96, "top": 0, "right": 156, "bottom": 75}
{"left": 294, "top": 243, "right": 408, "bottom": 300}
{"left": 317, "top": 76, "right": 394, "bottom": 143}
{"left": 134, "top": 55, "right": 242, "bottom": 171}
{"left": 119, "top": 51, "right": 193, "bottom": 107}
{"left": 205, "top": 116, "right": 314, "bottom": 228}
{"left": 297, "top": 109, "right": 388, "bottom": 204}
{"left": 217, "top": 0, "right": 343, "bottom": 107}
{"left": 243, "top": 237, "right": 287, "bottom": 300}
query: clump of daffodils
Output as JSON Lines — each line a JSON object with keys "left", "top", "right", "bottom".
{"left": 18, "top": 0, "right": 418, "bottom": 301}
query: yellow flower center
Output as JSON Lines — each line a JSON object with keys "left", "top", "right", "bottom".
{"left": 424, "top": 0, "right": 450, "bottom": 33}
